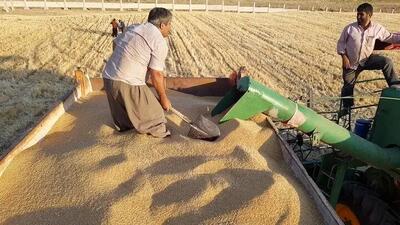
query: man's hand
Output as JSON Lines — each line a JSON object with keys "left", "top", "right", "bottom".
{"left": 160, "top": 95, "right": 171, "bottom": 111}
{"left": 341, "top": 54, "right": 351, "bottom": 69}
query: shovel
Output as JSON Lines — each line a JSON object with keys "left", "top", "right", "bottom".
{"left": 170, "top": 107, "right": 220, "bottom": 141}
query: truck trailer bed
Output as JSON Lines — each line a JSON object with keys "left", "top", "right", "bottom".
{"left": 0, "top": 78, "right": 332, "bottom": 225}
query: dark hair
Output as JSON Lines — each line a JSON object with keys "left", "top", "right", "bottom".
{"left": 357, "top": 3, "right": 373, "bottom": 16}
{"left": 148, "top": 7, "right": 172, "bottom": 28}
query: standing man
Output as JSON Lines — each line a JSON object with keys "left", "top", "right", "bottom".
{"left": 110, "top": 18, "right": 118, "bottom": 37}
{"left": 337, "top": 3, "right": 400, "bottom": 116}
{"left": 103, "top": 8, "right": 172, "bottom": 138}
{"left": 118, "top": 19, "right": 126, "bottom": 33}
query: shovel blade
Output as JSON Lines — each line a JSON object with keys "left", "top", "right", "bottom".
{"left": 188, "top": 115, "right": 220, "bottom": 141}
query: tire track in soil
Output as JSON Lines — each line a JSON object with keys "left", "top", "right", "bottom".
{"left": 188, "top": 13, "right": 291, "bottom": 92}
{"left": 173, "top": 13, "right": 243, "bottom": 76}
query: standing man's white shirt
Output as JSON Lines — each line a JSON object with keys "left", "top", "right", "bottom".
{"left": 103, "top": 23, "right": 168, "bottom": 85}
{"left": 337, "top": 21, "right": 400, "bottom": 70}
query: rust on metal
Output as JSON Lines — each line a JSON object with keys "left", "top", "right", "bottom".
{"left": 91, "top": 77, "right": 232, "bottom": 96}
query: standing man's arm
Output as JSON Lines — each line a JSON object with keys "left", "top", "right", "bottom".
{"left": 337, "top": 26, "right": 351, "bottom": 69}
{"left": 150, "top": 69, "right": 171, "bottom": 111}
{"left": 377, "top": 26, "right": 400, "bottom": 44}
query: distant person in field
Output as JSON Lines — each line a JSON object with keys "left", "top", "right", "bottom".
{"left": 118, "top": 20, "right": 126, "bottom": 33}
{"left": 103, "top": 7, "right": 172, "bottom": 138}
{"left": 337, "top": 2, "right": 400, "bottom": 116}
{"left": 110, "top": 18, "right": 118, "bottom": 37}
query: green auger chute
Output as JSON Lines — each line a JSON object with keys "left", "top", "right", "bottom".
{"left": 212, "top": 76, "right": 400, "bottom": 171}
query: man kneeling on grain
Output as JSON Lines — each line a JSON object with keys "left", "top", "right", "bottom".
{"left": 337, "top": 2, "right": 400, "bottom": 117}
{"left": 103, "top": 7, "right": 172, "bottom": 138}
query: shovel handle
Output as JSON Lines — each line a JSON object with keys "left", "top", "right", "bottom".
{"left": 170, "top": 107, "right": 193, "bottom": 124}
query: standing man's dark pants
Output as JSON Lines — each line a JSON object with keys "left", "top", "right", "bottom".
{"left": 112, "top": 28, "right": 118, "bottom": 37}
{"left": 341, "top": 54, "right": 400, "bottom": 108}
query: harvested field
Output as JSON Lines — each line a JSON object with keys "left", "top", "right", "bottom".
{"left": 17, "top": 0, "right": 400, "bottom": 11}
{"left": 0, "top": 90, "right": 323, "bottom": 224}
{"left": 1, "top": 10, "right": 400, "bottom": 154}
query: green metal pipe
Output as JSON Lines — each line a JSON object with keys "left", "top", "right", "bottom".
{"left": 218, "top": 76, "right": 400, "bottom": 170}
{"left": 329, "top": 163, "right": 347, "bottom": 206}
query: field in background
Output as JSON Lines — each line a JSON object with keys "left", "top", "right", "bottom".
{"left": 1, "top": 9, "right": 400, "bottom": 153}
{"left": 16, "top": 0, "right": 400, "bottom": 10}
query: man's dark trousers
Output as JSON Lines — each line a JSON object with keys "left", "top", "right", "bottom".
{"left": 341, "top": 54, "right": 400, "bottom": 108}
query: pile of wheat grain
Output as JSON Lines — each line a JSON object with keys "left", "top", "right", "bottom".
{"left": 0, "top": 90, "right": 322, "bottom": 224}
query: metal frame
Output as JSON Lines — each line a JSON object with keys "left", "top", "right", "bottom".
{"left": 275, "top": 77, "right": 386, "bottom": 208}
